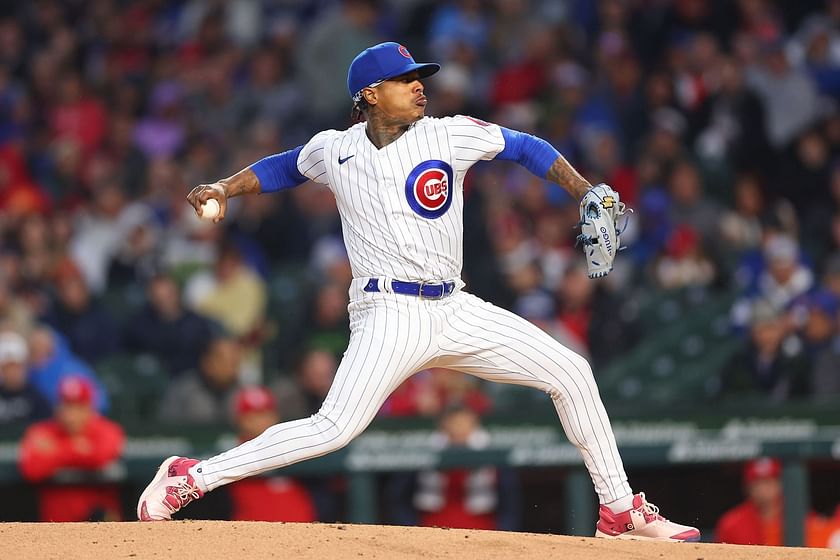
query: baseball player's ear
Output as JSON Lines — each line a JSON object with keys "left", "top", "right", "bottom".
{"left": 363, "top": 88, "right": 377, "bottom": 106}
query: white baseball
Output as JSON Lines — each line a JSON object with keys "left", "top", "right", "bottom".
{"left": 200, "top": 198, "right": 221, "bottom": 220}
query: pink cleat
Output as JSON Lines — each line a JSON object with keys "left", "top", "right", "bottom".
{"left": 595, "top": 493, "right": 701, "bottom": 542}
{"left": 137, "top": 456, "right": 204, "bottom": 521}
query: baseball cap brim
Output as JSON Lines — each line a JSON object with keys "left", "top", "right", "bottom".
{"left": 395, "top": 62, "right": 441, "bottom": 80}
{"left": 354, "top": 62, "right": 441, "bottom": 100}
{"left": 371, "top": 62, "right": 440, "bottom": 89}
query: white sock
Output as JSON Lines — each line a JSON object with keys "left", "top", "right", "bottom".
{"left": 188, "top": 462, "right": 209, "bottom": 493}
{"left": 605, "top": 493, "right": 635, "bottom": 513}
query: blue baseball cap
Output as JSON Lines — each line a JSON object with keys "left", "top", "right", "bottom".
{"left": 347, "top": 42, "right": 440, "bottom": 102}
{"left": 807, "top": 290, "right": 840, "bottom": 318}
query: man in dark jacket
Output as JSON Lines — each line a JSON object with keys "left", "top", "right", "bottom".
{"left": 157, "top": 336, "right": 243, "bottom": 425}
{"left": 720, "top": 302, "right": 810, "bottom": 401}
{"left": 41, "top": 261, "right": 121, "bottom": 364}
{"left": 124, "top": 274, "right": 220, "bottom": 377}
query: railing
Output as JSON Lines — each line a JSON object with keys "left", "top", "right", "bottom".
{"left": 2, "top": 404, "right": 838, "bottom": 545}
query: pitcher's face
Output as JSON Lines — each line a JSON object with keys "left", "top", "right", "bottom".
{"left": 364, "top": 71, "right": 427, "bottom": 125}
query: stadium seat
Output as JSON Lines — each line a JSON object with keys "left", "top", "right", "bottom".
{"left": 96, "top": 354, "right": 169, "bottom": 423}
{"left": 596, "top": 287, "right": 743, "bottom": 404}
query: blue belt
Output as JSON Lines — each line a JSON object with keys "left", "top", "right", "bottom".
{"left": 363, "top": 278, "right": 455, "bottom": 300}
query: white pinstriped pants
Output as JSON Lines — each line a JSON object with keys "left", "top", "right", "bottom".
{"left": 198, "top": 282, "right": 632, "bottom": 503}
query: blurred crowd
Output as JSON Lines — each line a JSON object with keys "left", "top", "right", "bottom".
{"left": 0, "top": 0, "right": 840, "bottom": 528}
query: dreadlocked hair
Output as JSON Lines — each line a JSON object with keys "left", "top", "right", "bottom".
{"left": 351, "top": 96, "right": 371, "bottom": 124}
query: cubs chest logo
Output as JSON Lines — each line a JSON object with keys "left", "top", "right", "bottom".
{"left": 405, "top": 160, "right": 454, "bottom": 219}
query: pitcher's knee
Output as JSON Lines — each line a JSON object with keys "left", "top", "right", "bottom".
{"left": 574, "top": 355, "right": 596, "bottom": 381}
{"left": 554, "top": 348, "right": 594, "bottom": 379}
{"left": 544, "top": 353, "right": 597, "bottom": 399}
{"left": 311, "top": 411, "right": 359, "bottom": 452}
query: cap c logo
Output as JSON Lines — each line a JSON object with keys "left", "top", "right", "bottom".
{"left": 398, "top": 45, "right": 412, "bottom": 59}
{"left": 405, "top": 160, "right": 454, "bottom": 219}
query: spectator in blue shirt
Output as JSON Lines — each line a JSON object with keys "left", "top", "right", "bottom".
{"left": 26, "top": 326, "right": 109, "bottom": 413}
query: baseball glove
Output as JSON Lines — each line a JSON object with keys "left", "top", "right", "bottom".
{"left": 576, "top": 183, "right": 631, "bottom": 279}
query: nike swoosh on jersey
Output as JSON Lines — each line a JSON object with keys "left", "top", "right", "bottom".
{"left": 338, "top": 155, "right": 355, "bottom": 164}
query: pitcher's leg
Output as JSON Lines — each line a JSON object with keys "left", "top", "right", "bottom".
{"left": 438, "top": 293, "right": 631, "bottom": 503}
{"left": 198, "top": 300, "right": 431, "bottom": 491}
{"left": 138, "top": 296, "right": 435, "bottom": 520}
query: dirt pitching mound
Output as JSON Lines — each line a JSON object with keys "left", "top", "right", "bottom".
{"left": 2, "top": 521, "right": 839, "bottom": 560}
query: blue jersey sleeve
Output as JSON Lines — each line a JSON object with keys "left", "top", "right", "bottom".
{"left": 250, "top": 146, "right": 308, "bottom": 193}
{"left": 495, "top": 127, "right": 560, "bottom": 179}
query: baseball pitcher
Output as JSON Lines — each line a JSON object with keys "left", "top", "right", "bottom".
{"left": 138, "top": 42, "right": 698, "bottom": 542}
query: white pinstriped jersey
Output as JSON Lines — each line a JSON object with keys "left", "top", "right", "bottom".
{"left": 295, "top": 115, "right": 505, "bottom": 282}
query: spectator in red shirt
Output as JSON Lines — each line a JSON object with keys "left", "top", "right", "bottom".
{"left": 715, "top": 457, "right": 826, "bottom": 546}
{"left": 0, "top": 144, "right": 51, "bottom": 217}
{"left": 555, "top": 263, "right": 595, "bottom": 354}
{"left": 18, "top": 375, "right": 125, "bottom": 521}
{"left": 48, "top": 71, "right": 107, "bottom": 156}
{"left": 382, "top": 368, "right": 492, "bottom": 418}
{"left": 818, "top": 506, "right": 840, "bottom": 549}
{"left": 226, "top": 386, "right": 317, "bottom": 522}
{"left": 387, "top": 405, "right": 520, "bottom": 531}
